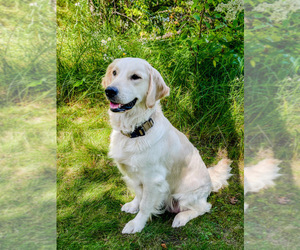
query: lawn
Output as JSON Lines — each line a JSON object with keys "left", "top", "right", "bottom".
{"left": 57, "top": 99, "right": 244, "bottom": 249}
{"left": 1, "top": 0, "right": 299, "bottom": 248}
{"left": 0, "top": 102, "right": 56, "bottom": 249}
{"left": 0, "top": 1, "right": 56, "bottom": 248}
{"left": 56, "top": 0, "right": 244, "bottom": 248}
{"left": 244, "top": 1, "right": 300, "bottom": 248}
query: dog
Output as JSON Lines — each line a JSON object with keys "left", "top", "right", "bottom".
{"left": 102, "top": 58, "right": 232, "bottom": 234}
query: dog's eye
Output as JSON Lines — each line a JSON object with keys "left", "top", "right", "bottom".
{"left": 113, "top": 70, "right": 117, "bottom": 76}
{"left": 131, "top": 74, "right": 141, "bottom": 80}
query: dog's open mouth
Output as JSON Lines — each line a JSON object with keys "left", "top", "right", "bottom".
{"left": 110, "top": 98, "right": 138, "bottom": 112}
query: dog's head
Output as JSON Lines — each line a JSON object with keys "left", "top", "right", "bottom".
{"left": 102, "top": 58, "right": 170, "bottom": 112}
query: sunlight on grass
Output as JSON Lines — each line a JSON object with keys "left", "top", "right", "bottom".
{"left": 0, "top": 101, "right": 56, "bottom": 249}
{"left": 78, "top": 183, "right": 117, "bottom": 203}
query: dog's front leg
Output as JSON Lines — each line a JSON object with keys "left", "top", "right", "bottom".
{"left": 122, "top": 176, "right": 169, "bottom": 234}
{"left": 121, "top": 176, "right": 143, "bottom": 214}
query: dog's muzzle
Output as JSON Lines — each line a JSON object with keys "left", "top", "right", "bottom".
{"left": 105, "top": 87, "right": 138, "bottom": 112}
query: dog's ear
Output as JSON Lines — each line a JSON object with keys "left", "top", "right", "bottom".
{"left": 102, "top": 59, "right": 120, "bottom": 88}
{"left": 146, "top": 66, "right": 170, "bottom": 108}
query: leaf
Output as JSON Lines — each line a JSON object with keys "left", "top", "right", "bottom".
{"left": 250, "top": 60, "right": 256, "bottom": 67}
{"left": 214, "top": 24, "right": 224, "bottom": 30}
{"left": 27, "top": 78, "right": 46, "bottom": 87}
{"left": 233, "top": 20, "right": 238, "bottom": 27}
{"left": 181, "top": 34, "right": 188, "bottom": 40}
{"left": 277, "top": 197, "right": 291, "bottom": 205}
{"left": 193, "top": 13, "right": 201, "bottom": 21}
{"left": 229, "top": 197, "right": 238, "bottom": 204}
{"left": 213, "top": 60, "right": 216, "bottom": 67}
{"left": 161, "top": 243, "right": 167, "bottom": 249}
{"left": 204, "top": 21, "right": 211, "bottom": 29}
{"left": 73, "top": 79, "right": 84, "bottom": 87}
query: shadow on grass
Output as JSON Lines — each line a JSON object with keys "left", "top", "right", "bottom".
{"left": 244, "top": 69, "right": 300, "bottom": 248}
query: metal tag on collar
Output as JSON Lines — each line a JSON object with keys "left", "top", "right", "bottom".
{"left": 137, "top": 128, "right": 146, "bottom": 136}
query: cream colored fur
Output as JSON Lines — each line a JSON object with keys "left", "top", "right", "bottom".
{"left": 102, "top": 58, "right": 232, "bottom": 234}
{"left": 244, "top": 151, "right": 281, "bottom": 210}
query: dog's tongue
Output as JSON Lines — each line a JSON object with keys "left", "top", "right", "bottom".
{"left": 110, "top": 102, "right": 120, "bottom": 109}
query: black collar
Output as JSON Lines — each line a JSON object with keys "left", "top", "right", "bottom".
{"left": 121, "top": 118, "right": 154, "bottom": 138}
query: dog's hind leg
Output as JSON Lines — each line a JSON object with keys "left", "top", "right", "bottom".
{"left": 172, "top": 199, "right": 211, "bottom": 228}
{"left": 172, "top": 186, "right": 211, "bottom": 228}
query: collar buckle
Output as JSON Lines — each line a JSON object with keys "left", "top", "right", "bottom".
{"left": 121, "top": 118, "right": 154, "bottom": 138}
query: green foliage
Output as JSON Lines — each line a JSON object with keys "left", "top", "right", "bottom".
{"left": 244, "top": 0, "right": 300, "bottom": 155}
{"left": 244, "top": 1, "right": 300, "bottom": 248}
{"left": 57, "top": 0, "right": 244, "bottom": 87}
{"left": 245, "top": 0, "right": 300, "bottom": 79}
{"left": 0, "top": 1, "right": 56, "bottom": 104}
{"left": 57, "top": 0, "right": 244, "bottom": 151}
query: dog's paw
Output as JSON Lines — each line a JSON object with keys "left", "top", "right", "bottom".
{"left": 172, "top": 213, "right": 190, "bottom": 228}
{"left": 172, "top": 210, "right": 199, "bottom": 228}
{"left": 121, "top": 201, "right": 139, "bottom": 214}
{"left": 122, "top": 219, "right": 145, "bottom": 234}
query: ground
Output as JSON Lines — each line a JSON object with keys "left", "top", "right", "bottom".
{"left": 57, "top": 99, "right": 244, "bottom": 249}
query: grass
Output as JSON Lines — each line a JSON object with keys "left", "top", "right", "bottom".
{"left": 244, "top": 73, "right": 300, "bottom": 249}
{"left": 56, "top": 0, "right": 244, "bottom": 248}
{"left": 244, "top": 6, "right": 300, "bottom": 246}
{"left": 245, "top": 177, "right": 300, "bottom": 249}
{"left": 57, "top": 99, "right": 244, "bottom": 249}
{"left": 0, "top": 1, "right": 55, "bottom": 104}
{"left": 0, "top": 0, "right": 56, "bottom": 249}
{"left": 0, "top": 101, "right": 56, "bottom": 249}
{"left": 1, "top": 0, "right": 298, "bottom": 248}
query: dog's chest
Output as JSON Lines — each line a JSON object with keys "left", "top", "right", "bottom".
{"left": 109, "top": 133, "right": 152, "bottom": 172}
{"left": 111, "top": 147, "right": 139, "bottom": 167}
{"left": 111, "top": 149, "right": 146, "bottom": 174}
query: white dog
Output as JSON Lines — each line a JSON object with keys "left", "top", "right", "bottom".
{"left": 102, "top": 58, "right": 232, "bottom": 234}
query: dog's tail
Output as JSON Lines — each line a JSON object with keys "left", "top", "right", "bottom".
{"left": 208, "top": 158, "right": 233, "bottom": 192}
{"left": 244, "top": 158, "right": 281, "bottom": 194}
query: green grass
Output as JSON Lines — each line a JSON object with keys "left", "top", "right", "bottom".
{"left": 245, "top": 176, "right": 300, "bottom": 249}
{"left": 0, "top": 101, "right": 56, "bottom": 249}
{"left": 244, "top": 7, "right": 300, "bottom": 246}
{"left": 56, "top": 0, "right": 244, "bottom": 248}
{"left": 244, "top": 74, "right": 300, "bottom": 249}
{"left": 0, "top": 1, "right": 55, "bottom": 104}
{"left": 0, "top": 1, "right": 56, "bottom": 248}
{"left": 57, "top": 99, "right": 244, "bottom": 249}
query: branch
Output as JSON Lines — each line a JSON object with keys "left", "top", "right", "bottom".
{"left": 112, "top": 11, "right": 139, "bottom": 25}
{"left": 88, "top": 0, "right": 95, "bottom": 15}
{"left": 199, "top": 0, "right": 207, "bottom": 39}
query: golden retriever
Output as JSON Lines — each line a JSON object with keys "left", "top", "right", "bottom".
{"left": 102, "top": 58, "right": 232, "bottom": 234}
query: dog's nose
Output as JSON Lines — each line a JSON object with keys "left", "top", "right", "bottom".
{"left": 105, "top": 86, "right": 119, "bottom": 99}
